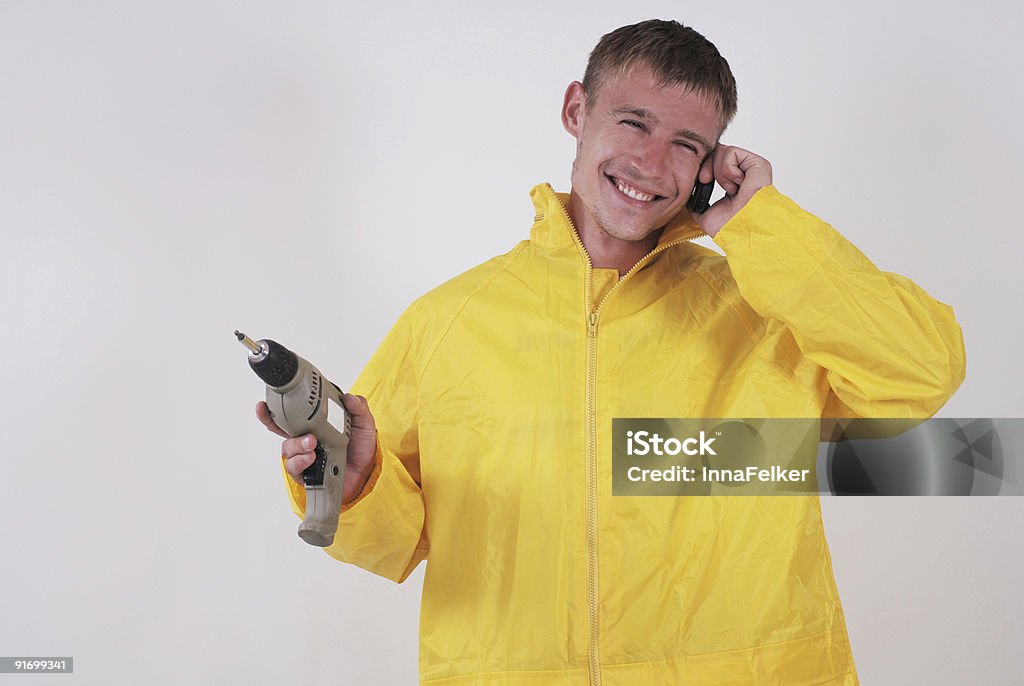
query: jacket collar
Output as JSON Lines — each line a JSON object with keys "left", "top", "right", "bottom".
{"left": 528, "top": 182, "right": 705, "bottom": 252}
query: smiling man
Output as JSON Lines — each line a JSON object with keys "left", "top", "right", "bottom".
{"left": 260, "top": 19, "right": 965, "bottom": 686}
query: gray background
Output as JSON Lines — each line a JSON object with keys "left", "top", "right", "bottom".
{"left": 1, "top": 1, "right": 1021, "bottom": 684}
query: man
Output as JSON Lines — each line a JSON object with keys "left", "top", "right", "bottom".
{"left": 258, "top": 20, "right": 964, "bottom": 685}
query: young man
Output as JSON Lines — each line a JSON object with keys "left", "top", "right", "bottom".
{"left": 259, "top": 20, "right": 964, "bottom": 685}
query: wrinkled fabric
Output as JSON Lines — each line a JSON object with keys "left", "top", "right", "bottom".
{"left": 284, "top": 184, "right": 965, "bottom": 685}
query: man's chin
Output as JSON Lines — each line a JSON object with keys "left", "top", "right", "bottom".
{"left": 610, "top": 209, "right": 681, "bottom": 238}
{"left": 600, "top": 223, "right": 663, "bottom": 244}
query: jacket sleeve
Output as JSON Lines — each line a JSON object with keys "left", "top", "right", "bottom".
{"left": 712, "top": 185, "right": 966, "bottom": 419}
{"left": 283, "top": 304, "right": 429, "bottom": 583}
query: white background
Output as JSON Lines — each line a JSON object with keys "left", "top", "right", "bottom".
{"left": 1, "top": 1, "right": 1022, "bottom": 684}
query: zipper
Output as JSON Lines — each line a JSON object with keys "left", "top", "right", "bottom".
{"left": 556, "top": 195, "right": 701, "bottom": 686}
{"left": 563, "top": 202, "right": 603, "bottom": 686}
{"left": 585, "top": 309, "right": 601, "bottom": 686}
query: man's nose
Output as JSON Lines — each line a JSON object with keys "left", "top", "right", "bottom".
{"left": 630, "top": 137, "right": 669, "bottom": 180}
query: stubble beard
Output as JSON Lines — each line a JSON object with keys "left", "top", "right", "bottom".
{"left": 591, "top": 190, "right": 667, "bottom": 245}
{"left": 573, "top": 154, "right": 659, "bottom": 246}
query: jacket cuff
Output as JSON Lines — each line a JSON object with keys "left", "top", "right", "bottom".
{"left": 712, "top": 184, "right": 798, "bottom": 248}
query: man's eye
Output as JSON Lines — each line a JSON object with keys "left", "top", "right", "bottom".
{"left": 622, "top": 120, "right": 645, "bottom": 131}
{"left": 674, "top": 141, "right": 699, "bottom": 154}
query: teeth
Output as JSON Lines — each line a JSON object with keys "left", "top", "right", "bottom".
{"left": 615, "top": 179, "right": 656, "bottom": 202}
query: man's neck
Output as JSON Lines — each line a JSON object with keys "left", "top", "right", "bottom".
{"left": 567, "top": 192, "right": 662, "bottom": 277}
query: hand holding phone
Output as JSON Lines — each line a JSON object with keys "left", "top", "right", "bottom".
{"left": 688, "top": 145, "right": 773, "bottom": 236}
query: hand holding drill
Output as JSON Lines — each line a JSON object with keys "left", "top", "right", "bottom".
{"left": 255, "top": 395, "right": 377, "bottom": 504}
{"left": 238, "top": 332, "right": 378, "bottom": 546}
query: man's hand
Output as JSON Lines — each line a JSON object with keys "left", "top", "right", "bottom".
{"left": 692, "top": 145, "right": 773, "bottom": 238}
{"left": 256, "top": 393, "right": 379, "bottom": 506}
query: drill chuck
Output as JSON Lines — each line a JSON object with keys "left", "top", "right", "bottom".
{"left": 236, "top": 332, "right": 299, "bottom": 388}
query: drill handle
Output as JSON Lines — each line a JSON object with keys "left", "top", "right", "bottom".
{"left": 297, "top": 381, "right": 350, "bottom": 547}
{"left": 262, "top": 356, "right": 350, "bottom": 547}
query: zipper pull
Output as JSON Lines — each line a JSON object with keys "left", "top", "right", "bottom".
{"left": 588, "top": 312, "right": 599, "bottom": 338}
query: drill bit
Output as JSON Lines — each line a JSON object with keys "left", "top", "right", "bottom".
{"left": 234, "top": 330, "right": 263, "bottom": 355}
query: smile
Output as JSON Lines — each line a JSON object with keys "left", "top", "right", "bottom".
{"left": 607, "top": 175, "right": 662, "bottom": 203}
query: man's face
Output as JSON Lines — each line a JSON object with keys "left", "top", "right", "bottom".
{"left": 562, "top": 65, "right": 723, "bottom": 244}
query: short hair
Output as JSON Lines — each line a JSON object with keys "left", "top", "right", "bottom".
{"left": 582, "top": 19, "right": 738, "bottom": 130}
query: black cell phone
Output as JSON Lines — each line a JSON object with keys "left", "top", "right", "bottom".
{"left": 687, "top": 180, "right": 715, "bottom": 215}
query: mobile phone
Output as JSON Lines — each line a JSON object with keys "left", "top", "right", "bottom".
{"left": 687, "top": 179, "right": 715, "bottom": 215}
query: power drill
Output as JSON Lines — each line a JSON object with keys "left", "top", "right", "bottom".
{"left": 236, "top": 331, "right": 350, "bottom": 547}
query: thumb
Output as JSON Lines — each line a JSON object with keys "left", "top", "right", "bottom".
{"left": 698, "top": 152, "right": 715, "bottom": 185}
{"left": 342, "top": 393, "right": 376, "bottom": 432}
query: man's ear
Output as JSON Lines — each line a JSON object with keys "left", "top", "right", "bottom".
{"left": 561, "top": 81, "right": 587, "bottom": 138}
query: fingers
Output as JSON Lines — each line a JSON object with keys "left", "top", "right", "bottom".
{"left": 255, "top": 401, "right": 309, "bottom": 484}
{"left": 282, "top": 433, "right": 316, "bottom": 458}
{"left": 282, "top": 433, "right": 317, "bottom": 484}
{"left": 255, "top": 401, "right": 290, "bottom": 438}
{"left": 255, "top": 401, "right": 314, "bottom": 484}
{"left": 709, "top": 145, "right": 773, "bottom": 197}
{"left": 712, "top": 146, "right": 744, "bottom": 196}
{"left": 283, "top": 452, "right": 316, "bottom": 484}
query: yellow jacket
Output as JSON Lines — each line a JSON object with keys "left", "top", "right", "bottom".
{"left": 285, "top": 184, "right": 965, "bottom": 685}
